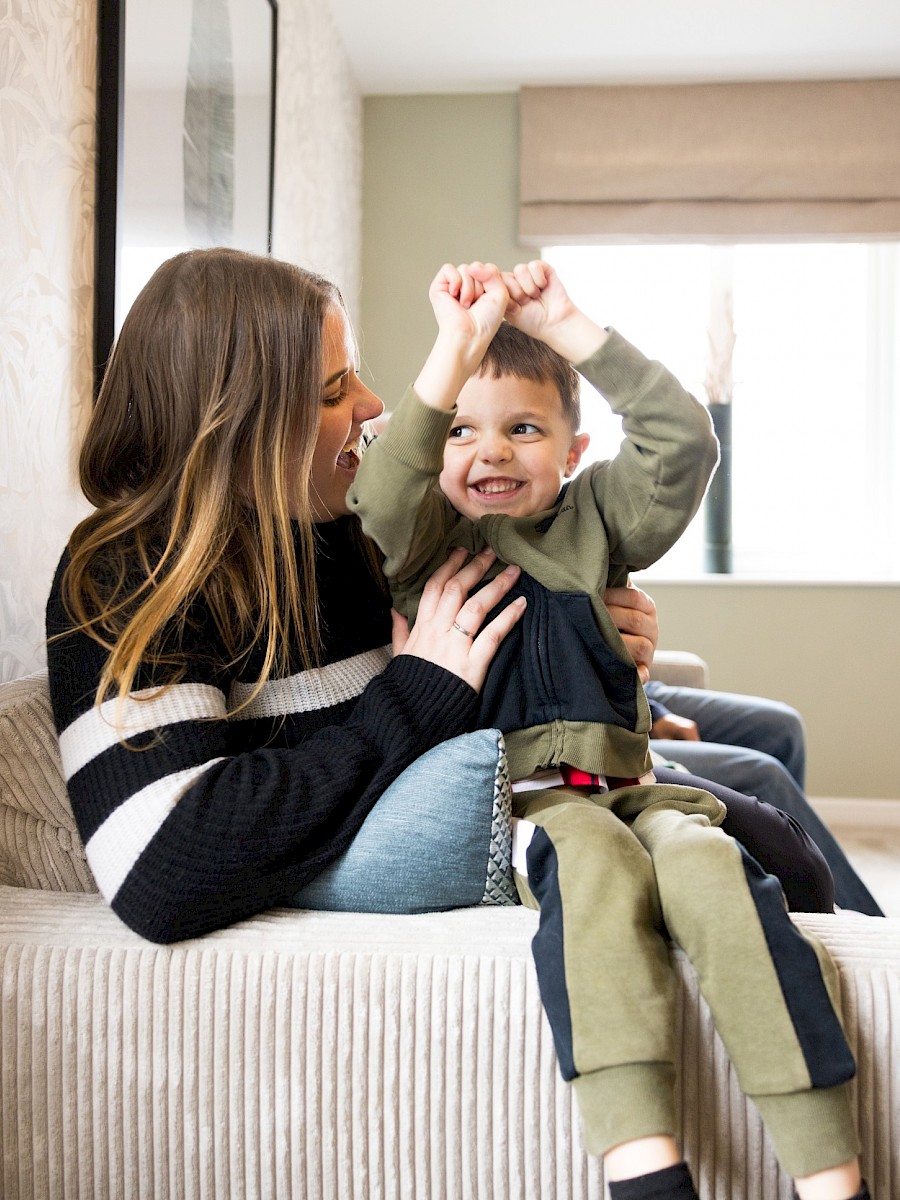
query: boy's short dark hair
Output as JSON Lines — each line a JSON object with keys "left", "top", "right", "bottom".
{"left": 478, "top": 322, "right": 581, "bottom": 432}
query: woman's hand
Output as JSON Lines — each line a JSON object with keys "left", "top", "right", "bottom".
{"left": 603, "top": 582, "right": 659, "bottom": 684}
{"left": 392, "top": 547, "right": 525, "bottom": 693}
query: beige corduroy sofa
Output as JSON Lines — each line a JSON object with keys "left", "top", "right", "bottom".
{"left": 1, "top": 662, "right": 898, "bottom": 1200}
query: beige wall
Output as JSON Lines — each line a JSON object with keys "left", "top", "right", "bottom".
{"left": 643, "top": 582, "right": 896, "bottom": 800}
{"left": 360, "top": 92, "right": 898, "bottom": 801}
{"left": 360, "top": 93, "right": 523, "bottom": 401}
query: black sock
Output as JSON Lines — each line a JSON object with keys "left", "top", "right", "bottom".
{"left": 608, "top": 1161, "right": 700, "bottom": 1200}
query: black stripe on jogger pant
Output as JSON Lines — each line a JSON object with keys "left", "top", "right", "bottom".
{"left": 526, "top": 827, "right": 577, "bottom": 1080}
{"left": 734, "top": 841, "right": 856, "bottom": 1089}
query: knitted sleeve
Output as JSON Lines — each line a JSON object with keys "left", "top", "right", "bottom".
{"left": 46, "top": 559, "right": 477, "bottom": 944}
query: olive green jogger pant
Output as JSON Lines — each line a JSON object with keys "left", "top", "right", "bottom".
{"left": 513, "top": 781, "right": 859, "bottom": 1178}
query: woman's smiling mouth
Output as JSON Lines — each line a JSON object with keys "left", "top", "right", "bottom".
{"left": 337, "top": 441, "right": 360, "bottom": 471}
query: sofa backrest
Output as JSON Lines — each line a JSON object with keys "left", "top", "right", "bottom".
{"left": 0, "top": 672, "right": 97, "bottom": 893}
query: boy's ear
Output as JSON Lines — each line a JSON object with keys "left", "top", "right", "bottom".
{"left": 564, "top": 433, "right": 590, "bottom": 476}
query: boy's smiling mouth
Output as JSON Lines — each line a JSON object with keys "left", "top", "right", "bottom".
{"left": 470, "top": 477, "right": 526, "bottom": 499}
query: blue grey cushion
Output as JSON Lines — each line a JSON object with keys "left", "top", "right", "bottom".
{"left": 292, "top": 729, "right": 517, "bottom": 914}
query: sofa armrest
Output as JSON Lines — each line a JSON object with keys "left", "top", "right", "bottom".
{"left": 0, "top": 671, "right": 96, "bottom": 892}
{"left": 648, "top": 650, "right": 710, "bottom": 690}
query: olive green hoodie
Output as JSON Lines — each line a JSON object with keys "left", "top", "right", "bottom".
{"left": 349, "top": 330, "right": 719, "bottom": 780}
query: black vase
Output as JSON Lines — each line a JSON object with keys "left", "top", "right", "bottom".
{"left": 705, "top": 402, "right": 732, "bottom": 573}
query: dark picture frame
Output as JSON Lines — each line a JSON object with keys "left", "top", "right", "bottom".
{"left": 94, "top": 0, "right": 277, "bottom": 395}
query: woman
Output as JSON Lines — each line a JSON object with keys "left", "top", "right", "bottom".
{"left": 46, "top": 248, "right": 832, "bottom": 947}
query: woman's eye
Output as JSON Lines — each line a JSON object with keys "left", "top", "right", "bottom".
{"left": 323, "top": 376, "right": 351, "bottom": 407}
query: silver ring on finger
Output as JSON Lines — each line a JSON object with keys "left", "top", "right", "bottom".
{"left": 452, "top": 620, "right": 475, "bottom": 639}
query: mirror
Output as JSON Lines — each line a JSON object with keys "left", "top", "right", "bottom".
{"left": 95, "top": 0, "right": 277, "bottom": 392}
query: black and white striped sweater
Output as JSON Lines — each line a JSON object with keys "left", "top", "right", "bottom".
{"left": 46, "top": 517, "right": 477, "bottom": 943}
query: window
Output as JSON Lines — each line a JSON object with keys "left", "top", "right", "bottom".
{"left": 544, "top": 243, "right": 900, "bottom": 582}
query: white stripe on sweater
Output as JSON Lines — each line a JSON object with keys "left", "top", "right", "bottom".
{"left": 85, "top": 759, "right": 226, "bottom": 901}
{"left": 229, "top": 646, "right": 391, "bottom": 718}
{"left": 58, "top": 684, "right": 227, "bottom": 782}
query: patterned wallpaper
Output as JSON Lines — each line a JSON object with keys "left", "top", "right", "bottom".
{"left": 0, "top": 0, "right": 363, "bottom": 682}
{"left": 0, "top": 0, "right": 96, "bottom": 682}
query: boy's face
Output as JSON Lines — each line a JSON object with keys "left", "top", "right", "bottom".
{"left": 439, "top": 372, "right": 589, "bottom": 521}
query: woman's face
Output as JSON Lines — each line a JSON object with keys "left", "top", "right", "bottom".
{"left": 308, "top": 309, "right": 383, "bottom": 522}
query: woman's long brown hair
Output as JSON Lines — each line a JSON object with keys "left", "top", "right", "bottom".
{"left": 62, "top": 248, "right": 342, "bottom": 713}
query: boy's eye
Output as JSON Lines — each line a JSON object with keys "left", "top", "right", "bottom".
{"left": 448, "top": 424, "right": 475, "bottom": 440}
{"left": 512, "top": 422, "right": 540, "bottom": 436}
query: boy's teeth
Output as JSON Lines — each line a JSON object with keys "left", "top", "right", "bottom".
{"left": 476, "top": 480, "right": 521, "bottom": 494}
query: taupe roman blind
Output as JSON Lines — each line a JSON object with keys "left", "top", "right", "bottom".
{"left": 519, "top": 80, "right": 900, "bottom": 242}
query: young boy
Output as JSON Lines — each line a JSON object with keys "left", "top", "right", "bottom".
{"left": 348, "top": 260, "right": 867, "bottom": 1200}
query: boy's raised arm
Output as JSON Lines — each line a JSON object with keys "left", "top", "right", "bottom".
{"left": 413, "top": 261, "right": 509, "bottom": 411}
{"left": 349, "top": 262, "right": 509, "bottom": 607}
{"left": 503, "top": 260, "right": 610, "bottom": 364}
